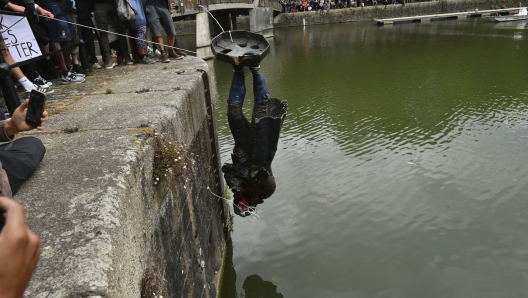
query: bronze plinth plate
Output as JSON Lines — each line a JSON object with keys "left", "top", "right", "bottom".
{"left": 210, "top": 31, "right": 270, "bottom": 66}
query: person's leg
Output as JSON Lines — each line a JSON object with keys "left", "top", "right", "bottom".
{"left": 61, "top": 15, "right": 88, "bottom": 75}
{"left": 108, "top": 8, "right": 133, "bottom": 64}
{"left": 166, "top": 35, "right": 175, "bottom": 52}
{"left": 68, "top": 44, "right": 86, "bottom": 74}
{"left": 135, "top": 25, "right": 154, "bottom": 63}
{"left": 19, "top": 63, "right": 38, "bottom": 82}
{"left": 157, "top": 7, "right": 183, "bottom": 60}
{"left": 135, "top": 25, "right": 148, "bottom": 55}
{"left": 166, "top": 35, "right": 182, "bottom": 59}
{"left": 154, "top": 36, "right": 165, "bottom": 53}
{"left": 0, "top": 137, "right": 46, "bottom": 195}
{"left": 50, "top": 41, "right": 84, "bottom": 84}
{"left": 50, "top": 42, "right": 67, "bottom": 74}
{"left": 94, "top": 3, "right": 114, "bottom": 68}
{"left": 172, "top": 37, "right": 186, "bottom": 56}
{"left": 37, "top": 44, "right": 57, "bottom": 80}
{"left": 19, "top": 63, "right": 49, "bottom": 90}
{"left": 64, "top": 13, "right": 84, "bottom": 73}
{"left": 1, "top": 49, "right": 35, "bottom": 91}
{"left": 77, "top": 17, "right": 98, "bottom": 65}
{"left": 62, "top": 41, "right": 86, "bottom": 76}
{"left": 59, "top": 41, "right": 73, "bottom": 71}
{"left": 145, "top": 5, "right": 167, "bottom": 62}
{"left": 60, "top": 15, "right": 86, "bottom": 75}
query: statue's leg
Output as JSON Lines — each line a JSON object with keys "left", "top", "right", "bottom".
{"left": 250, "top": 65, "right": 270, "bottom": 112}
{"left": 227, "top": 66, "right": 251, "bottom": 162}
{"left": 228, "top": 65, "right": 246, "bottom": 104}
{"left": 249, "top": 66, "right": 271, "bottom": 167}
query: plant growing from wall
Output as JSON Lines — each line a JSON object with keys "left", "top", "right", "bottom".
{"left": 153, "top": 134, "right": 187, "bottom": 185}
{"left": 140, "top": 267, "right": 167, "bottom": 298}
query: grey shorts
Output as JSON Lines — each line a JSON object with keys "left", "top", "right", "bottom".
{"left": 145, "top": 5, "right": 176, "bottom": 37}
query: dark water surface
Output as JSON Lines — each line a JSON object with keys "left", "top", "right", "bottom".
{"left": 189, "top": 18, "right": 528, "bottom": 297}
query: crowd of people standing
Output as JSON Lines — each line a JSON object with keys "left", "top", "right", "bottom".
{"left": 0, "top": 0, "right": 186, "bottom": 94}
{"left": 279, "top": 0, "right": 411, "bottom": 12}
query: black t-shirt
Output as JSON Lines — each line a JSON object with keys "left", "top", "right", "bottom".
{"left": 146, "top": 0, "right": 168, "bottom": 9}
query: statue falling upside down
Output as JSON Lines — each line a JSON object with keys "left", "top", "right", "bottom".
{"left": 222, "top": 63, "right": 288, "bottom": 217}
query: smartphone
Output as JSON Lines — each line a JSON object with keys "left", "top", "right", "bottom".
{"left": 25, "top": 89, "right": 46, "bottom": 127}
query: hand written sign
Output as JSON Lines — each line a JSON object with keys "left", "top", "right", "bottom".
{"left": 0, "top": 14, "right": 42, "bottom": 63}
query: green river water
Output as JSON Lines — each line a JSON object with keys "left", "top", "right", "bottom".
{"left": 186, "top": 17, "right": 528, "bottom": 297}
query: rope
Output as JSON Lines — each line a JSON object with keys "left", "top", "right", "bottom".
{"left": 37, "top": 14, "right": 197, "bottom": 55}
{"left": 207, "top": 186, "right": 260, "bottom": 222}
{"left": 198, "top": 5, "right": 234, "bottom": 43}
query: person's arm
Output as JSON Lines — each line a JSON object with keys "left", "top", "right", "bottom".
{"left": 0, "top": 121, "right": 15, "bottom": 142}
{"left": 3, "top": 99, "right": 49, "bottom": 138}
{"left": 4, "top": 2, "right": 25, "bottom": 13}
{"left": 4, "top": 1, "right": 54, "bottom": 18}
{"left": 35, "top": 4, "right": 54, "bottom": 18}
{"left": 0, "top": 197, "right": 41, "bottom": 298}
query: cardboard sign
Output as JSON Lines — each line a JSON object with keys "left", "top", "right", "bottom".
{"left": 0, "top": 14, "right": 42, "bottom": 63}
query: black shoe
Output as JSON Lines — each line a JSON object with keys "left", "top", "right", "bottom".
{"left": 175, "top": 49, "right": 187, "bottom": 57}
{"left": 168, "top": 51, "right": 183, "bottom": 60}
{"left": 32, "top": 76, "right": 50, "bottom": 89}
{"left": 72, "top": 64, "right": 87, "bottom": 76}
{"left": 122, "top": 56, "right": 134, "bottom": 65}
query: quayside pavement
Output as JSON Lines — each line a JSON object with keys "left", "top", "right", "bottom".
{"left": 8, "top": 57, "right": 227, "bottom": 297}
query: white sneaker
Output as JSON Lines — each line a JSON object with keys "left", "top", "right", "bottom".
{"left": 61, "top": 72, "right": 85, "bottom": 85}
{"left": 105, "top": 62, "right": 117, "bottom": 69}
{"left": 92, "top": 62, "right": 102, "bottom": 69}
{"left": 138, "top": 55, "right": 156, "bottom": 64}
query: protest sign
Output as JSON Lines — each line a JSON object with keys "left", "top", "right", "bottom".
{"left": 0, "top": 13, "right": 42, "bottom": 63}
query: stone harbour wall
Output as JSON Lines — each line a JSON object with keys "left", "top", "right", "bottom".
{"left": 18, "top": 57, "right": 229, "bottom": 297}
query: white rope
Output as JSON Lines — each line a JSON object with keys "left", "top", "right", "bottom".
{"left": 38, "top": 14, "right": 196, "bottom": 55}
{"left": 207, "top": 186, "right": 260, "bottom": 222}
{"left": 197, "top": 5, "right": 234, "bottom": 43}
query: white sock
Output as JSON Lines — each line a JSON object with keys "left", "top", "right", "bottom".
{"left": 18, "top": 77, "right": 35, "bottom": 91}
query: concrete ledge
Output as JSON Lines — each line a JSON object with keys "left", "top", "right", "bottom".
{"left": 18, "top": 57, "right": 227, "bottom": 297}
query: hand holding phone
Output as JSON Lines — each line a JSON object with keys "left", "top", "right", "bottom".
{"left": 0, "top": 209, "right": 4, "bottom": 233}
{"left": 0, "top": 197, "right": 41, "bottom": 298}
{"left": 25, "top": 89, "right": 46, "bottom": 127}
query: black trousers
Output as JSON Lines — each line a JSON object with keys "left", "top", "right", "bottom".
{"left": 77, "top": 16, "right": 99, "bottom": 64}
{"left": 0, "top": 137, "right": 46, "bottom": 195}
